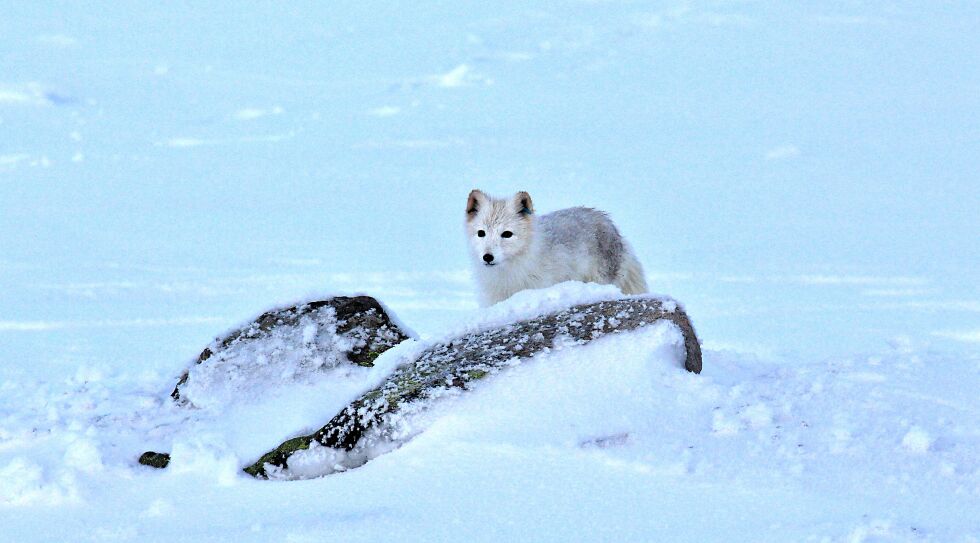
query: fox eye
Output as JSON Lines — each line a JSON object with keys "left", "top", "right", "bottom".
{"left": 477, "top": 230, "right": 486, "bottom": 237}
{"left": 501, "top": 231, "right": 513, "bottom": 238}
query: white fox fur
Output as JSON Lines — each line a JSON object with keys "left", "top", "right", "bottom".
{"left": 465, "top": 190, "right": 649, "bottom": 306}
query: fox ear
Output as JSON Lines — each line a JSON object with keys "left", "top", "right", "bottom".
{"left": 515, "top": 191, "right": 533, "bottom": 216}
{"left": 466, "top": 189, "right": 486, "bottom": 218}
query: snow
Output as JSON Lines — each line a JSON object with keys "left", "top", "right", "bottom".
{"left": 901, "top": 427, "right": 933, "bottom": 456}
{"left": 1, "top": 282, "right": 979, "bottom": 539}
{"left": 2, "top": 0, "right": 979, "bottom": 540}
{"left": 178, "top": 305, "right": 353, "bottom": 410}
{"left": 441, "top": 281, "right": 627, "bottom": 336}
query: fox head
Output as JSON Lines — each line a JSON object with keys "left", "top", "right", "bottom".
{"left": 465, "top": 189, "right": 535, "bottom": 267}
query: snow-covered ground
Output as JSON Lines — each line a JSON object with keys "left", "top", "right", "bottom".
{"left": 2, "top": 1, "right": 979, "bottom": 541}
{"left": 1, "top": 284, "right": 978, "bottom": 541}
{"left": 2, "top": 283, "right": 978, "bottom": 541}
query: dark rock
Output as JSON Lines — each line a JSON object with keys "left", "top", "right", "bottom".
{"left": 244, "top": 296, "right": 701, "bottom": 479}
{"left": 138, "top": 451, "right": 171, "bottom": 469}
{"left": 171, "top": 296, "right": 410, "bottom": 405}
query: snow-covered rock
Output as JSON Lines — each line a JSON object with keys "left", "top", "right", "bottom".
{"left": 170, "top": 296, "right": 411, "bottom": 409}
{"left": 244, "top": 294, "right": 701, "bottom": 479}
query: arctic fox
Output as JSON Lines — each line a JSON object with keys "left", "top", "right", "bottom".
{"left": 465, "top": 189, "right": 649, "bottom": 306}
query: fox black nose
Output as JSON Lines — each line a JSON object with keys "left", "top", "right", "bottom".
{"left": 483, "top": 253, "right": 494, "bottom": 263}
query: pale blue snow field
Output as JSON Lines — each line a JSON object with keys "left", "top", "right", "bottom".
{"left": 1, "top": 1, "right": 979, "bottom": 541}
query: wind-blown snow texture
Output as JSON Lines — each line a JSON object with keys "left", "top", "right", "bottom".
{"left": 1, "top": 1, "right": 979, "bottom": 541}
